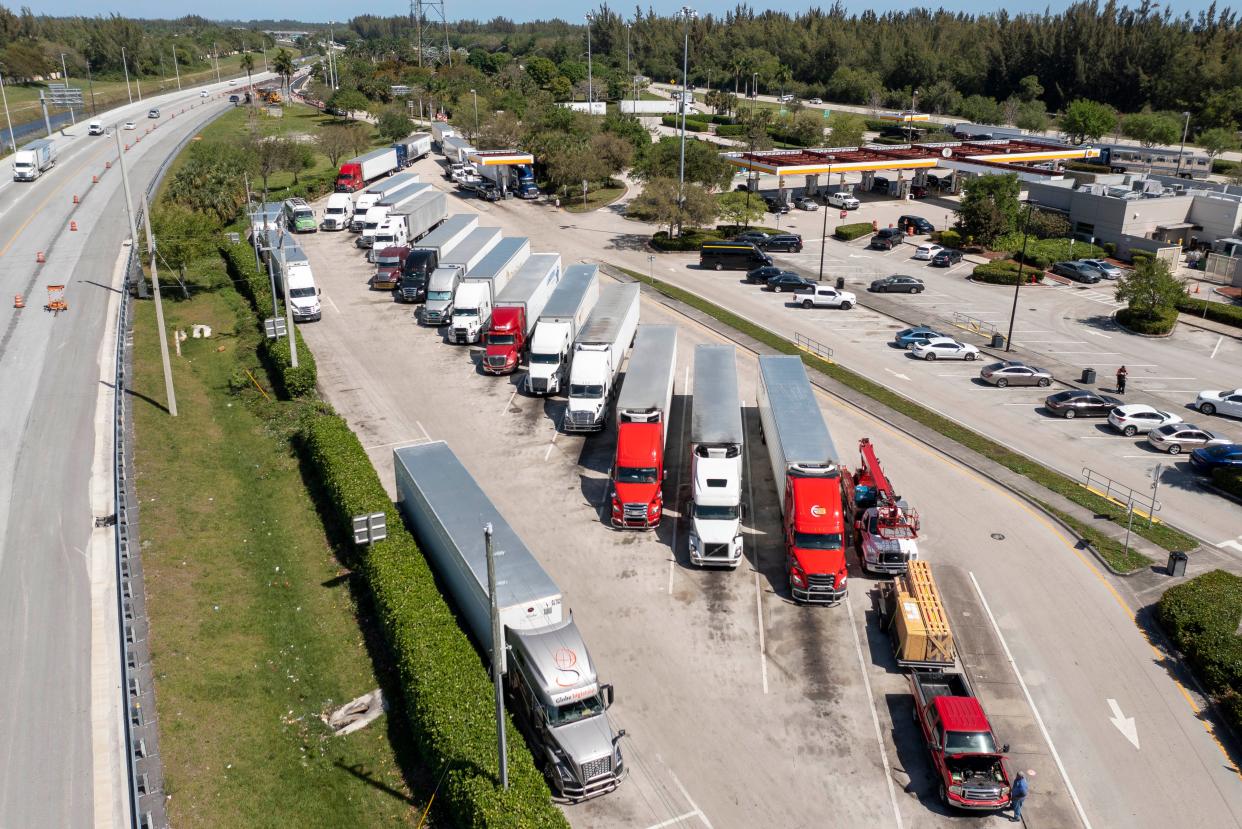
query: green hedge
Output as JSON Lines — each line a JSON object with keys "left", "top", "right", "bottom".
{"left": 221, "top": 243, "right": 318, "bottom": 398}
{"left": 652, "top": 229, "right": 723, "bottom": 251}
{"left": 300, "top": 416, "right": 568, "bottom": 828}
{"left": 1212, "top": 159, "right": 1240, "bottom": 176}
{"left": 660, "top": 114, "right": 706, "bottom": 131}
{"left": 1117, "top": 306, "right": 1178, "bottom": 335}
{"left": 993, "top": 234, "right": 1106, "bottom": 265}
{"left": 1155, "top": 570, "right": 1242, "bottom": 736}
{"left": 939, "top": 229, "right": 963, "bottom": 248}
{"left": 971, "top": 259, "right": 1042, "bottom": 285}
{"left": 1178, "top": 297, "right": 1242, "bottom": 330}
{"left": 834, "top": 222, "right": 874, "bottom": 241}
{"left": 715, "top": 124, "right": 746, "bottom": 137}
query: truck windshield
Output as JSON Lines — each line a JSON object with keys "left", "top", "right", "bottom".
{"left": 945, "top": 730, "right": 998, "bottom": 755}
{"left": 616, "top": 467, "right": 657, "bottom": 484}
{"left": 488, "top": 334, "right": 515, "bottom": 345}
{"left": 326, "top": 207, "right": 346, "bottom": 215}
{"left": 570, "top": 384, "right": 604, "bottom": 398}
{"left": 376, "top": 257, "right": 401, "bottom": 266}
{"left": 546, "top": 694, "right": 604, "bottom": 727}
{"left": 793, "top": 531, "right": 843, "bottom": 550}
{"left": 428, "top": 291, "right": 452, "bottom": 301}
{"left": 456, "top": 308, "right": 478, "bottom": 318}
{"left": 294, "top": 210, "right": 313, "bottom": 221}
{"left": 530, "top": 352, "right": 559, "bottom": 364}
{"left": 289, "top": 286, "right": 317, "bottom": 299}
{"left": 695, "top": 504, "right": 739, "bottom": 520}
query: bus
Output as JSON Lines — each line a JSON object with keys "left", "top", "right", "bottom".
{"left": 699, "top": 242, "right": 773, "bottom": 271}
{"left": 1097, "top": 144, "right": 1211, "bottom": 180}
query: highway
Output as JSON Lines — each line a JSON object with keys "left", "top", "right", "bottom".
{"left": 293, "top": 157, "right": 1242, "bottom": 827}
{"left": 0, "top": 75, "right": 269, "bottom": 828}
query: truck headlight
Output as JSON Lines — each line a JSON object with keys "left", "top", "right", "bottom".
{"left": 790, "top": 566, "right": 806, "bottom": 587}
{"left": 648, "top": 501, "right": 660, "bottom": 517}
{"left": 948, "top": 785, "right": 964, "bottom": 797}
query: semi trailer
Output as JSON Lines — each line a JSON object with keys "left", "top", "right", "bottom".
{"left": 563, "top": 283, "right": 641, "bottom": 432}
{"left": 688, "top": 345, "right": 744, "bottom": 566}
{"left": 610, "top": 326, "right": 678, "bottom": 529}
{"left": 526, "top": 265, "right": 600, "bottom": 396}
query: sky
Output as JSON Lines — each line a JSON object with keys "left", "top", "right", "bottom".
{"left": 31, "top": 0, "right": 1214, "bottom": 24}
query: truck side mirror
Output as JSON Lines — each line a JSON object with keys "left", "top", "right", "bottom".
{"left": 601, "top": 683, "right": 614, "bottom": 708}
{"left": 318, "top": 288, "right": 323, "bottom": 296}
{"left": 1002, "top": 743, "right": 1010, "bottom": 754}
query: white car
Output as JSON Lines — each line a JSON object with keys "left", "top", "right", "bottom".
{"left": 122, "top": 121, "right": 136, "bottom": 130}
{"left": 827, "top": 192, "right": 859, "bottom": 210}
{"left": 777, "top": 93, "right": 795, "bottom": 103}
{"left": 807, "top": 98, "right": 823, "bottom": 105}
{"left": 1107, "top": 404, "right": 1183, "bottom": 436}
{"left": 911, "top": 337, "right": 980, "bottom": 361}
{"left": 913, "top": 243, "right": 944, "bottom": 260}
{"left": 1146, "top": 423, "right": 1230, "bottom": 455}
{"left": 1196, "top": 389, "right": 1242, "bottom": 418}
{"left": 795, "top": 284, "right": 855, "bottom": 309}
{"left": 228, "top": 79, "right": 237, "bottom": 86}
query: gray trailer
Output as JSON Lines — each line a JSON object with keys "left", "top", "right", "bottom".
{"left": 393, "top": 441, "right": 626, "bottom": 802}
{"left": 526, "top": 265, "right": 600, "bottom": 395}
{"left": 443, "top": 226, "right": 503, "bottom": 272}
{"left": 392, "top": 189, "right": 448, "bottom": 243}
{"left": 462, "top": 235, "right": 529, "bottom": 281}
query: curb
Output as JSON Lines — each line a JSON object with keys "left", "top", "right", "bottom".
{"left": 1110, "top": 309, "right": 1177, "bottom": 339}
{"left": 1199, "top": 480, "right": 1242, "bottom": 507}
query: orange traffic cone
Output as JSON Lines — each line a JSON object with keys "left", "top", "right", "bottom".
{"left": 69, "top": 221, "right": 77, "bottom": 231}
{"left": 14, "top": 294, "right": 24, "bottom": 309}
{"left": 36, "top": 251, "right": 45, "bottom": 263}
{"left": 73, "top": 194, "right": 79, "bottom": 204}
{"left": 92, "top": 175, "right": 99, "bottom": 183}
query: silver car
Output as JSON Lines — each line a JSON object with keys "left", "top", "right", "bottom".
{"left": 1079, "top": 259, "right": 1123, "bottom": 279}
{"left": 1146, "top": 423, "right": 1230, "bottom": 455}
{"left": 979, "top": 361, "right": 1053, "bottom": 387}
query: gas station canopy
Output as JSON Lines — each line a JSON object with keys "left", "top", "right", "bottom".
{"left": 467, "top": 149, "right": 534, "bottom": 166}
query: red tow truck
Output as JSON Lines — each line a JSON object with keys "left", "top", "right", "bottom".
{"left": 852, "top": 438, "right": 921, "bottom": 575}
{"left": 910, "top": 671, "right": 1013, "bottom": 811}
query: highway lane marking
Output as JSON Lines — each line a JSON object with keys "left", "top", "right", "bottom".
{"left": 669, "top": 769, "right": 714, "bottom": 829}
{"left": 739, "top": 399, "right": 770, "bottom": 696}
{"left": 1210, "top": 335, "right": 1223, "bottom": 360}
{"left": 969, "top": 571, "right": 1095, "bottom": 829}
{"left": 845, "top": 591, "right": 905, "bottom": 829}
{"left": 0, "top": 140, "right": 113, "bottom": 259}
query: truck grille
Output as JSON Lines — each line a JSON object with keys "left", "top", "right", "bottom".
{"left": 881, "top": 551, "right": 907, "bottom": 564}
{"left": 963, "top": 786, "right": 1003, "bottom": 801}
{"left": 566, "top": 410, "right": 596, "bottom": 429}
{"left": 703, "top": 543, "right": 730, "bottom": 558}
{"left": 452, "top": 328, "right": 469, "bottom": 343}
{"left": 581, "top": 756, "right": 612, "bottom": 780}
{"left": 486, "top": 356, "right": 508, "bottom": 368}
{"left": 528, "top": 377, "right": 548, "bottom": 393}
{"left": 622, "top": 503, "right": 647, "bottom": 522}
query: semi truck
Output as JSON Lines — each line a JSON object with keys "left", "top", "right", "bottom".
{"left": 272, "top": 242, "right": 322, "bottom": 322}
{"left": 389, "top": 192, "right": 453, "bottom": 303}
{"left": 442, "top": 133, "right": 475, "bottom": 164}
{"left": 482, "top": 252, "right": 561, "bottom": 374}
{"left": 526, "top": 266, "right": 600, "bottom": 396}
{"left": 350, "top": 172, "right": 420, "bottom": 231}
{"left": 392, "top": 132, "right": 432, "bottom": 167}
{"left": 853, "top": 438, "right": 921, "bottom": 575}
{"left": 283, "top": 197, "right": 317, "bottom": 233}
{"left": 564, "top": 283, "right": 641, "bottom": 432}
{"left": 12, "top": 138, "right": 56, "bottom": 181}
{"left": 757, "top": 355, "right": 850, "bottom": 604}
{"left": 444, "top": 229, "right": 520, "bottom": 345}
{"left": 430, "top": 122, "right": 456, "bottom": 150}
{"left": 335, "top": 146, "right": 399, "bottom": 192}
{"left": 357, "top": 182, "right": 430, "bottom": 251}
{"left": 320, "top": 193, "right": 355, "bottom": 231}
{"left": 393, "top": 441, "right": 626, "bottom": 802}
{"left": 688, "top": 345, "right": 744, "bottom": 566}
{"left": 416, "top": 216, "right": 482, "bottom": 325}
{"left": 477, "top": 162, "right": 539, "bottom": 199}
{"left": 610, "top": 326, "right": 678, "bottom": 529}
{"left": 370, "top": 245, "right": 410, "bottom": 290}
{"left": 910, "top": 671, "right": 1012, "bottom": 811}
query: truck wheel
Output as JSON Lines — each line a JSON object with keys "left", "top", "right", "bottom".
{"left": 802, "top": 299, "right": 813, "bottom": 308}
{"left": 715, "top": 263, "right": 724, "bottom": 271}
{"left": 840, "top": 301, "right": 852, "bottom": 310}
{"left": 939, "top": 783, "right": 949, "bottom": 806}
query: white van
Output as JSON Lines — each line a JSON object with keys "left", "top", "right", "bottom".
{"left": 320, "top": 192, "right": 354, "bottom": 231}
{"left": 88, "top": 120, "right": 104, "bottom": 136}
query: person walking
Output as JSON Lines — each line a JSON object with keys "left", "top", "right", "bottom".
{"left": 1010, "top": 771, "right": 1029, "bottom": 822}
{"left": 1116, "top": 365, "right": 1128, "bottom": 394}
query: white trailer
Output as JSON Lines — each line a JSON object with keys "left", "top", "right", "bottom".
{"left": 447, "top": 229, "right": 520, "bottom": 345}
{"left": 395, "top": 132, "right": 432, "bottom": 165}
{"left": 618, "top": 100, "right": 680, "bottom": 115}
{"left": 350, "top": 171, "right": 420, "bottom": 231}
{"left": 564, "top": 282, "right": 641, "bottom": 432}
{"left": 357, "top": 182, "right": 431, "bottom": 251}
{"left": 688, "top": 345, "right": 744, "bottom": 567}
{"left": 442, "top": 134, "right": 476, "bottom": 164}
{"left": 526, "top": 265, "right": 600, "bottom": 395}
{"left": 393, "top": 441, "right": 626, "bottom": 801}
{"left": 482, "top": 252, "right": 561, "bottom": 374}
{"left": 417, "top": 215, "right": 482, "bottom": 325}
{"left": 390, "top": 189, "right": 448, "bottom": 243}
{"left": 430, "top": 122, "right": 456, "bottom": 147}
{"left": 11, "top": 138, "right": 56, "bottom": 181}
{"left": 616, "top": 325, "right": 677, "bottom": 443}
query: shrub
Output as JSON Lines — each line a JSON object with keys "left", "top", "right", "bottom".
{"left": 715, "top": 124, "right": 746, "bottom": 137}
{"left": 1103, "top": 242, "right": 1117, "bottom": 258}
{"left": 991, "top": 234, "right": 1105, "bottom": 264}
{"left": 652, "top": 229, "right": 724, "bottom": 251}
{"left": 1212, "top": 159, "right": 1240, "bottom": 176}
{"left": 264, "top": 331, "right": 317, "bottom": 397}
{"left": 1131, "top": 251, "right": 1154, "bottom": 266}
{"left": 972, "top": 259, "right": 1042, "bottom": 285}
{"left": 1213, "top": 469, "right": 1242, "bottom": 498}
{"left": 834, "top": 222, "right": 874, "bottom": 241}
{"left": 661, "top": 114, "right": 706, "bottom": 132}
{"left": 300, "top": 415, "right": 569, "bottom": 827}
{"left": 1116, "top": 306, "right": 1178, "bottom": 335}
{"left": 1177, "top": 297, "right": 1242, "bottom": 329}
{"left": 1156, "top": 570, "right": 1242, "bottom": 736}
{"left": 1013, "top": 250, "right": 1053, "bottom": 269}
{"left": 938, "top": 229, "right": 963, "bottom": 248}
{"left": 1025, "top": 209, "right": 1072, "bottom": 240}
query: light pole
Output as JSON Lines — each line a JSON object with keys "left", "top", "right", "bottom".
{"left": 752, "top": 71, "right": 758, "bottom": 99}
{"left": 213, "top": 43, "right": 222, "bottom": 83}
{"left": 471, "top": 88, "right": 479, "bottom": 140}
{"left": 140, "top": 192, "right": 179, "bottom": 417}
{"left": 907, "top": 88, "right": 919, "bottom": 144}
{"left": 817, "top": 161, "right": 834, "bottom": 282}
{"left": 171, "top": 47, "right": 181, "bottom": 90}
{"left": 626, "top": 22, "right": 633, "bottom": 108}
{"left": 585, "top": 13, "right": 594, "bottom": 106}
{"left": 59, "top": 53, "right": 75, "bottom": 125}
{"left": 122, "top": 47, "right": 133, "bottom": 104}
{"left": 0, "top": 71, "right": 15, "bottom": 153}
{"left": 677, "top": 6, "right": 697, "bottom": 236}
{"left": 1005, "top": 200, "right": 1036, "bottom": 352}
{"left": 1175, "top": 111, "right": 1191, "bottom": 178}
{"left": 85, "top": 61, "right": 96, "bottom": 115}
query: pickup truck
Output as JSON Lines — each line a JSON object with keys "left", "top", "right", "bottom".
{"left": 794, "top": 285, "right": 856, "bottom": 309}
{"left": 910, "top": 671, "right": 1012, "bottom": 811}
{"left": 827, "top": 192, "right": 860, "bottom": 210}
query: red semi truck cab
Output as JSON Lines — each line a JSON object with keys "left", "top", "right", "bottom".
{"left": 335, "top": 162, "right": 364, "bottom": 192}
{"left": 483, "top": 307, "right": 525, "bottom": 374}
{"left": 784, "top": 469, "right": 850, "bottom": 603}
{"left": 612, "top": 421, "right": 665, "bottom": 528}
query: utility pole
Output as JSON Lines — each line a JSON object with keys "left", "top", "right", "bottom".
{"left": 585, "top": 13, "right": 594, "bottom": 106}
{"left": 1005, "top": 200, "right": 1035, "bottom": 352}
{"left": 1175, "top": 111, "right": 1191, "bottom": 178}
{"left": 277, "top": 231, "right": 299, "bottom": 368}
{"left": 213, "top": 43, "right": 222, "bottom": 83}
{"left": 171, "top": 47, "right": 181, "bottom": 90}
{"left": 0, "top": 70, "right": 15, "bottom": 153}
{"left": 817, "top": 162, "right": 834, "bottom": 282}
{"left": 140, "top": 192, "right": 179, "bottom": 417}
{"left": 59, "top": 53, "right": 75, "bottom": 125}
{"left": 262, "top": 48, "right": 269, "bottom": 73}
{"left": 85, "top": 61, "right": 97, "bottom": 115}
{"left": 38, "top": 93, "right": 51, "bottom": 137}
{"left": 677, "top": 6, "right": 697, "bottom": 236}
{"left": 122, "top": 47, "right": 133, "bottom": 104}
{"left": 484, "top": 524, "right": 509, "bottom": 789}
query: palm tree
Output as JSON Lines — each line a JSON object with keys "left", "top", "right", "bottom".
{"left": 775, "top": 64, "right": 793, "bottom": 100}
{"left": 273, "top": 48, "right": 294, "bottom": 98}
{"left": 240, "top": 52, "right": 255, "bottom": 90}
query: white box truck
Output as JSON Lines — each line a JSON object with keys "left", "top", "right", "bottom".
{"left": 272, "top": 242, "right": 322, "bottom": 322}
{"left": 416, "top": 215, "right": 481, "bottom": 325}
{"left": 688, "top": 345, "right": 744, "bottom": 566}
{"left": 481, "top": 253, "right": 561, "bottom": 373}
{"left": 335, "top": 146, "right": 399, "bottom": 192}
{"left": 358, "top": 182, "right": 430, "bottom": 252}
{"left": 394, "top": 441, "right": 626, "bottom": 801}
{"left": 442, "top": 133, "right": 475, "bottom": 163}
{"left": 610, "top": 326, "right": 678, "bottom": 529}
{"left": 350, "top": 172, "right": 420, "bottom": 231}
{"left": 564, "top": 283, "right": 641, "bottom": 432}
{"left": 12, "top": 138, "right": 56, "bottom": 181}
{"left": 430, "top": 122, "right": 456, "bottom": 149}
{"left": 526, "top": 265, "right": 600, "bottom": 396}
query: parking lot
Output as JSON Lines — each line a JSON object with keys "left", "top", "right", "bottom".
{"left": 287, "top": 182, "right": 1242, "bottom": 826}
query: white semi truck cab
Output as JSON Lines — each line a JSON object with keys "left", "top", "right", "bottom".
{"left": 564, "top": 283, "right": 640, "bottom": 432}
{"left": 688, "top": 345, "right": 745, "bottom": 567}
{"left": 449, "top": 282, "right": 492, "bottom": 344}
{"left": 527, "top": 265, "right": 600, "bottom": 396}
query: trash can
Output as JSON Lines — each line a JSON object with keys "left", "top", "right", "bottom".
{"left": 1082, "top": 368, "right": 1097, "bottom": 385}
{"left": 836, "top": 277, "right": 845, "bottom": 289}
{"left": 1167, "top": 551, "right": 1188, "bottom": 577}
{"left": 990, "top": 333, "right": 1005, "bottom": 349}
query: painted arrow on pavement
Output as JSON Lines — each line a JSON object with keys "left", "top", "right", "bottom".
{"left": 1107, "top": 698, "right": 1140, "bottom": 749}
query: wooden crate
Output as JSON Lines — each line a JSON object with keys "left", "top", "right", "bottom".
{"left": 892, "top": 560, "right": 955, "bottom": 666}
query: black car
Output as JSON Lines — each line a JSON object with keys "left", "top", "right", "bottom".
{"left": 930, "top": 249, "right": 964, "bottom": 267}
{"left": 732, "top": 230, "right": 772, "bottom": 245}
{"left": 897, "top": 215, "right": 935, "bottom": 234}
{"left": 870, "top": 234, "right": 901, "bottom": 251}
{"left": 1044, "top": 390, "right": 1123, "bottom": 419}
{"left": 746, "top": 265, "right": 789, "bottom": 284}
{"left": 872, "top": 176, "right": 891, "bottom": 193}
{"left": 228, "top": 94, "right": 240, "bottom": 104}
{"left": 765, "top": 198, "right": 791, "bottom": 214}
{"left": 870, "top": 275, "right": 924, "bottom": 293}
{"left": 766, "top": 273, "right": 815, "bottom": 293}
{"left": 1051, "top": 261, "right": 1101, "bottom": 283}
{"left": 761, "top": 234, "right": 803, "bottom": 253}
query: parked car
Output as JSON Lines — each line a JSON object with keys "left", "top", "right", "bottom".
{"left": 1079, "top": 259, "right": 1123, "bottom": 279}
{"left": 228, "top": 94, "right": 240, "bottom": 104}
{"left": 458, "top": 179, "right": 501, "bottom": 201}
{"left": 1051, "top": 261, "right": 1102, "bottom": 283}
{"left": 795, "top": 284, "right": 855, "bottom": 309}
{"left": 1108, "top": 404, "right": 1184, "bottom": 436}
{"left": 1189, "top": 443, "right": 1242, "bottom": 474}
{"left": 1194, "top": 389, "right": 1242, "bottom": 418}
{"left": 767, "top": 273, "right": 816, "bottom": 293}
{"left": 1146, "top": 423, "right": 1228, "bottom": 455}
{"left": 894, "top": 326, "right": 945, "bottom": 349}
{"left": 827, "top": 192, "right": 860, "bottom": 210}
{"left": 870, "top": 275, "right": 924, "bottom": 293}
{"left": 870, "top": 233, "right": 902, "bottom": 251}
{"left": 911, "top": 337, "right": 980, "bottom": 361}
{"left": 761, "top": 234, "right": 804, "bottom": 253}
{"left": 747, "top": 266, "right": 796, "bottom": 284}
{"left": 733, "top": 230, "right": 772, "bottom": 246}
{"left": 871, "top": 176, "right": 891, "bottom": 193}
{"left": 980, "top": 361, "right": 1053, "bottom": 387}
{"left": 794, "top": 197, "right": 819, "bottom": 211}
{"left": 147, "top": 108, "right": 160, "bottom": 118}
{"left": 913, "top": 243, "right": 943, "bottom": 260}
{"left": 765, "top": 197, "right": 791, "bottom": 214}
{"left": 897, "top": 215, "right": 935, "bottom": 234}
{"left": 910, "top": 185, "right": 929, "bottom": 199}
{"left": 930, "top": 249, "right": 964, "bottom": 267}
{"left": 807, "top": 97, "right": 823, "bottom": 105}
{"left": 1044, "top": 390, "right": 1122, "bottom": 418}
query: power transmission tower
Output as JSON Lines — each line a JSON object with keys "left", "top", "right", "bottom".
{"left": 411, "top": 0, "right": 452, "bottom": 67}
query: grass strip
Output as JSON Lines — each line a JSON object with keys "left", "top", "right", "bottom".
{"left": 1035, "top": 501, "right": 1156, "bottom": 574}
{"left": 614, "top": 265, "right": 1196, "bottom": 565}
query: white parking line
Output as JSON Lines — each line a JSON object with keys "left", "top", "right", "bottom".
{"left": 643, "top": 811, "right": 703, "bottom": 829}
{"left": 1210, "top": 336, "right": 1223, "bottom": 359}
{"left": 669, "top": 769, "right": 715, "bottom": 829}
{"left": 1048, "top": 350, "right": 1121, "bottom": 355}
{"left": 500, "top": 388, "right": 517, "bottom": 416}
{"left": 846, "top": 595, "right": 905, "bottom": 829}
{"left": 970, "top": 572, "right": 1095, "bottom": 829}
